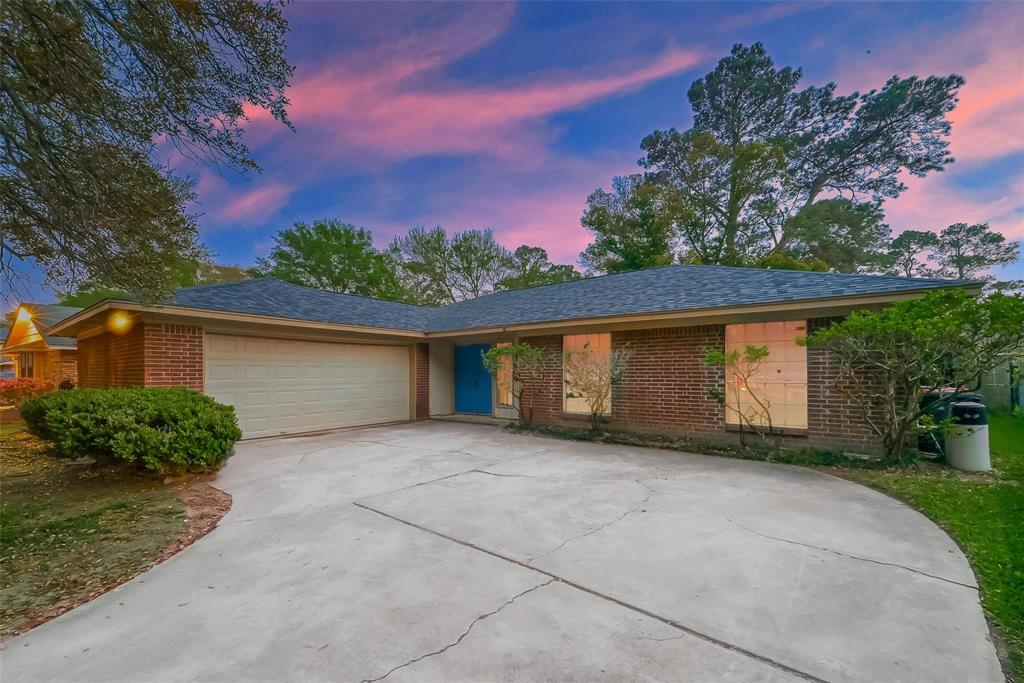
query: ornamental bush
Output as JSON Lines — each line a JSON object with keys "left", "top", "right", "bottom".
{"left": 20, "top": 387, "right": 242, "bottom": 473}
{"left": 0, "top": 378, "right": 55, "bottom": 407}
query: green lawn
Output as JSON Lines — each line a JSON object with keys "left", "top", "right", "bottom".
{"left": 0, "top": 430, "right": 186, "bottom": 635}
{"left": 842, "top": 413, "right": 1023, "bottom": 679}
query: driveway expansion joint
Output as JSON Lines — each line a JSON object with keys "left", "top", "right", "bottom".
{"left": 359, "top": 578, "right": 556, "bottom": 683}
{"left": 727, "top": 518, "right": 978, "bottom": 590}
{"left": 353, "top": 501, "right": 831, "bottom": 683}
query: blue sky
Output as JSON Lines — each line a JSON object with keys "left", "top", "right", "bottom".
{"left": 7, "top": 1, "right": 1022, "bottom": 308}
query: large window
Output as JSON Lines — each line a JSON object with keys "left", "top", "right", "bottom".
{"left": 17, "top": 352, "right": 35, "bottom": 379}
{"left": 563, "top": 333, "right": 611, "bottom": 414}
{"left": 724, "top": 321, "right": 807, "bottom": 430}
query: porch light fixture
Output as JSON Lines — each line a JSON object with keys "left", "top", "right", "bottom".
{"left": 107, "top": 310, "right": 132, "bottom": 334}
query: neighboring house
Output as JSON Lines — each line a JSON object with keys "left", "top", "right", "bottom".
{"left": 1, "top": 304, "right": 82, "bottom": 384}
{"left": 0, "top": 330, "right": 15, "bottom": 379}
{"left": 48, "top": 266, "right": 979, "bottom": 453}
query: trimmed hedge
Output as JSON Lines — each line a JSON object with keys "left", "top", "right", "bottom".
{"left": 21, "top": 388, "right": 242, "bottom": 473}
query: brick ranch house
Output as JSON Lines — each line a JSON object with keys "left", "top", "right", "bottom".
{"left": 2, "top": 304, "right": 82, "bottom": 384}
{"left": 48, "top": 266, "right": 978, "bottom": 453}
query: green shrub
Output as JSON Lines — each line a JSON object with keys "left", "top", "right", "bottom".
{"left": 20, "top": 388, "right": 242, "bottom": 473}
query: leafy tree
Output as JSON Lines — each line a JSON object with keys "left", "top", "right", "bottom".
{"left": 630, "top": 43, "right": 963, "bottom": 267}
{"left": 389, "top": 227, "right": 512, "bottom": 304}
{"left": 782, "top": 199, "right": 890, "bottom": 273}
{"left": 882, "top": 230, "right": 940, "bottom": 278}
{"left": 388, "top": 227, "right": 455, "bottom": 306}
{"left": 806, "top": 289, "right": 1024, "bottom": 460}
{"left": 497, "top": 246, "right": 580, "bottom": 291}
{"left": 252, "top": 220, "right": 405, "bottom": 300}
{"left": 2, "top": 0, "right": 293, "bottom": 301}
{"left": 58, "top": 260, "right": 250, "bottom": 307}
{"left": 450, "top": 229, "right": 513, "bottom": 300}
{"left": 753, "top": 253, "right": 828, "bottom": 272}
{"left": 641, "top": 130, "right": 785, "bottom": 265}
{"left": 480, "top": 343, "right": 547, "bottom": 426}
{"left": 933, "top": 223, "right": 1021, "bottom": 281}
{"left": 579, "top": 175, "right": 680, "bottom": 274}
{"left": 562, "top": 342, "right": 633, "bottom": 430}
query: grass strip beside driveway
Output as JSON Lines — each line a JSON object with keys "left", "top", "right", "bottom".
{"left": 0, "top": 431, "right": 187, "bottom": 635}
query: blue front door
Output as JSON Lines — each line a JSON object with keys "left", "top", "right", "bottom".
{"left": 454, "top": 344, "right": 493, "bottom": 414}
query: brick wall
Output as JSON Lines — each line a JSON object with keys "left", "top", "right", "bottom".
{"left": 42, "top": 350, "right": 78, "bottom": 385}
{"left": 77, "top": 323, "right": 202, "bottom": 390}
{"left": 525, "top": 322, "right": 882, "bottom": 454}
{"left": 77, "top": 325, "right": 145, "bottom": 388}
{"left": 415, "top": 343, "right": 430, "bottom": 419}
{"left": 806, "top": 318, "right": 882, "bottom": 454}
{"left": 524, "top": 327, "right": 725, "bottom": 436}
{"left": 611, "top": 326, "right": 725, "bottom": 436}
{"left": 519, "top": 335, "right": 564, "bottom": 424}
{"left": 143, "top": 324, "right": 203, "bottom": 390}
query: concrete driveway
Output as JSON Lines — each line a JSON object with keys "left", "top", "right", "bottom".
{"left": 2, "top": 421, "right": 1002, "bottom": 683}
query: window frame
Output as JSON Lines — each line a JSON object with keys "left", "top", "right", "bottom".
{"left": 495, "top": 342, "right": 514, "bottom": 407}
{"left": 723, "top": 321, "right": 808, "bottom": 431}
{"left": 17, "top": 352, "right": 35, "bottom": 379}
{"left": 562, "top": 332, "right": 613, "bottom": 416}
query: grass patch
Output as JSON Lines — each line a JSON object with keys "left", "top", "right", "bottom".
{"left": 0, "top": 431, "right": 186, "bottom": 634}
{"left": 841, "top": 413, "right": 1023, "bottom": 679}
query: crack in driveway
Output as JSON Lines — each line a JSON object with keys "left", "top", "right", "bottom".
{"left": 360, "top": 579, "right": 556, "bottom": 682}
{"left": 353, "top": 501, "right": 829, "bottom": 683}
{"left": 469, "top": 469, "right": 539, "bottom": 479}
{"left": 726, "top": 518, "right": 978, "bottom": 590}
{"left": 526, "top": 479, "right": 655, "bottom": 564}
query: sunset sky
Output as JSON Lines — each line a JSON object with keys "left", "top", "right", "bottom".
{"left": 12, "top": 1, "right": 1024, "bottom": 305}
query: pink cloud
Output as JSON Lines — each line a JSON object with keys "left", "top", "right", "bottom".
{"left": 215, "top": 181, "right": 294, "bottom": 224}
{"left": 834, "top": 4, "right": 1023, "bottom": 165}
{"left": 828, "top": 5, "right": 1023, "bottom": 254}
{"left": 719, "top": 2, "right": 826, "bottom": 31}
{"left": 240, "top": 0, "right": 704, "bottom": 174}
{"left": 260, "top": 46, "right": 703, "bottom": 171}
{"left": 885, "top": 174, "right": 1024, "bottom": 240}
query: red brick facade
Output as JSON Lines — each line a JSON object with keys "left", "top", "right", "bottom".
{"left": 524, "top": 327, "right": 724, "bottom": 437}
{"left": 143, "top": 324, "right": 203, "bottom": 390}
{"left": 805, "top": 317, "right": 881, "bottom": 453}
{"left": 78, "top": 325, "right": 145, "bottom": 388}
{"left": 78, "top": 323, "right": 202, "bottom": 391}
{"left": 524, "top": 322, "right": 882, "bottom": 454}
{"left": 45, "top": 350, "right": 79, "bottom": 385}
{"left": 415, "top": 342, "right": 430, "bottom": 419}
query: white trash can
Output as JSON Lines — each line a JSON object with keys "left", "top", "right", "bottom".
{"left": 946, "top": 402, "right": 990, "bottom": 472}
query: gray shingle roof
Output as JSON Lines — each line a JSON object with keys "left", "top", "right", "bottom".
{"left": 425, "top": 265, "right": 975, "bottom": 331}
{"left": 162, "top": 266, "right": 974, "bottom": 333}
{"left": 171, "top": 279, "right": 433, "bottom": 332}
{"left": 3, "top": 303, "right": 81, "bottom": 349}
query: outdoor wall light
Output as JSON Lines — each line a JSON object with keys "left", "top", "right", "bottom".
{"left": 107, "top": 310, "right": 132, "bottom": 334}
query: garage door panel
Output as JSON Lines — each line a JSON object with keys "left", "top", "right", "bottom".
{"left": 205, "top": 334, "right": 410, "bottom": 438}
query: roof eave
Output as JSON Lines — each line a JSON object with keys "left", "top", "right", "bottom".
{"left": 48, "top": 300, "right": 428, "bottom": 339}
{"left": 424, "top": 283, "right": 983, "bottom": 336}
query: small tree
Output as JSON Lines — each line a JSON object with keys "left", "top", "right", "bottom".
{"left": 703, "top": 345, "right": 776, "bottom": 449}
{"left": 806, "top": 289, "right": 1024, "bottom": 461}
{"left": 480, "top": 344, "right": 547, "bottom": 427}
{"left": 562, "top": 343, "right": 633, "bottom": 430}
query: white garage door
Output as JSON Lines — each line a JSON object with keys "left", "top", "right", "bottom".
{"left": 205, "top": 334, "right": 410, "bottom": 438}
